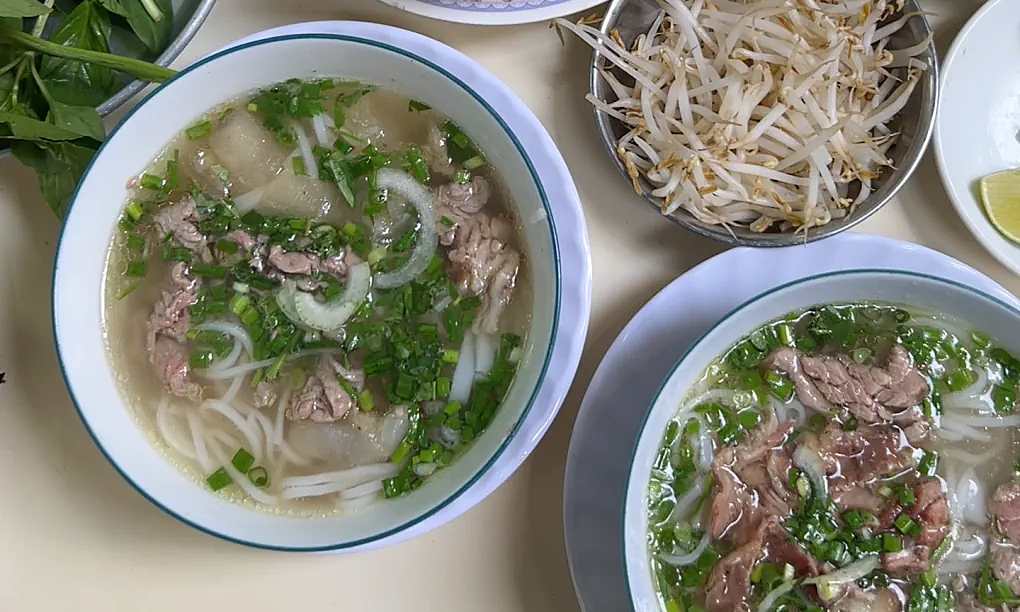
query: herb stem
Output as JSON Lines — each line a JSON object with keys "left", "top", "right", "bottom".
{"left": 0, "top": 25, "right": 176, "bottom": 83}
{"left": 140, "top": 0, "right": 166, "bottom": 22}
{"left": 30, "top": 0, "right": 57, "bottom": 38}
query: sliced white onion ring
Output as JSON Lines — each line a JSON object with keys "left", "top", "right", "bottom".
{"left": 373, "top": 168, "right": 438, "bottom": 289}
{"left": 289, "top": 262, "right": 371, "bottom": 332}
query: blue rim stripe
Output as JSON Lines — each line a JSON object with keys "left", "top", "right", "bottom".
{"left": 620, "top": 268, "right": 1020, "bottom": 608}
{"left": 416, "top": 0, "right": 572, "bottom": 11}
{"left": 51, "top": 32, "right": 562, "bottom": 552}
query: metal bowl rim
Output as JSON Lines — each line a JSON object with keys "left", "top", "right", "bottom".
{"left": 96, "top": 0, "right": 219, "bottom": 117}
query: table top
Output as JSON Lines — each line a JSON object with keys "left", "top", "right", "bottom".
{"left": 0, "top": 0, "right": 1002, "bottom": 609}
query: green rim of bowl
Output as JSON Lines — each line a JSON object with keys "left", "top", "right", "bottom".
{"left": 620, "top": 268, "right": 1020, "bottom": 608}
{"left": 51, "top": 32, "right": 562, "bottom": 552}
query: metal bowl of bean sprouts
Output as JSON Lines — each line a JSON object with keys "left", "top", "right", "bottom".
{"left": 560, "top": 0, "right": 938, "bottom": 247}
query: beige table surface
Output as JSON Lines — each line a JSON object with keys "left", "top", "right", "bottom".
{"left": 0, "top": 0, "right": 1005, "bottom": 609}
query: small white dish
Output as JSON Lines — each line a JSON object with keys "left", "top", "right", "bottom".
{"left": 624, "top": 269, "right": 1020, "bottom": 609}
{"left": 375, "top": 0, "right": 604, "bottom": 26}
{"left": 53, "top": 22, "right": 591, "bottom": 552}
{"left": 564, "top": 233, "right": 1018, "bottom": 611}
{"left": 934, "top": 0, "right": 1020, "bottom": 276}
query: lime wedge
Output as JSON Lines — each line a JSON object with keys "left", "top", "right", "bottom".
{"left": 981, "top": 169, "right": 1020, "bottom": 243}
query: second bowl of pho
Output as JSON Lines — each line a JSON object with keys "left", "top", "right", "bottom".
{"left": 54, "top": 24, "right": 588, "bottom": 550}
{"left": 625, "top": 270, "right": 1020, "bottom": 611}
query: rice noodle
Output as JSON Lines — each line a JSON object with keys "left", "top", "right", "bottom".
{"left": 944, "top": 413, "right": 1020, "bottom": 429}
{"left": 660, "top": 529, "right": 711, "bottom": 567}
{"left": 201, "top": 399, "right": 264, "bottom": 461}
{"left": 220, "top": 373, "right": 245, "bottom": 406}
{"left": 311, "top": 114, "right": 332, "bottom": 146}
{"left": 198, "top": 348, "right": 343, "bottom": 381}
{"left": 555, "top": 2, "right": 930, "bottom": 233}
{"left": 196, "top": 321, "right": 254, "bottom": 359}
{"left": 666, "top": 475, "right": 707, "bottom": 524}
{"left": 291, "top": 121, "right": 319, "bottom": 179}
{"left": 155, "top": 399, "right": 198, "bottom": 461}
{"left": 280, "top": 463, "right": 399, "bottom": 500}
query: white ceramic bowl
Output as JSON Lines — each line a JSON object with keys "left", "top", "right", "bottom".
{"left": 53, "top": 23, "right": 591, "bottom": 551}
{"left": 622, "top": 270, "right": 1020, "bottom": 610}
{"left": 934, "top": 0, "right": 1020, "bottom": 275}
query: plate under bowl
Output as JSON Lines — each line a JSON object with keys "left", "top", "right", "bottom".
{"left": 623, "top": 270, "right": 1020, "bottom": 609}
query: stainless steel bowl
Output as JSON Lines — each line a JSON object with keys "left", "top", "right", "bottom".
{"left": 97, "top": 0, "right": 217, "bottom": 116}
{"left": 590, "top": 0, "right": 939, "bottom": 247}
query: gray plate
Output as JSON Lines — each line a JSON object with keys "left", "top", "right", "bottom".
{"left": 562, "top": 234, "right": 1016, "bottom": 611}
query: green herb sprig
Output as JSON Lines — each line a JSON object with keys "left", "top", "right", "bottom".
{"left": 0, "top": 0, "right": 176, "bottom": 216}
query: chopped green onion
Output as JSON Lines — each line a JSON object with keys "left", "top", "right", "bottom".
{"left": 125, "top": 200, "right": 144, "bottom": 221}
{"left": 358, "top": 390, "right": 375, "bottom": 412}
{"left": 189, "top": 350, "right": 214, "bottom": 369}
{"left": 437, "top": 376, "right": 451, "bottom": 398}
{"left": 190, "top": 264, "right": 227, "bottom": 279}
{"left": 403, "top": 147, "right": 431, "bottom": 183}
{"left": 882, "top": 533, "right": 903, "bottom": 553}
{"left": 116, "top": 283, "right": 139, "bottom": 299}
{"left": 918, "top": 450, "right": 939, "bottom": 477}
{"left": 126, "top": 235, "right": 146, "bottom": 253}
{"left": 139, "top": 173, "right": 165, "bottom": 191}
{"left": 124, "top": 260, "right": 148, "bottom": 278}
{"left": 852, "top": 348, "right": 872, "bottom": 364}
{"left": 408, "top": 99, "right": 431, "bottom": 112}
{"left": 463, "top": 155, "right": 486, "bottom": 170}
{"left": 453, "top": 169, "right": 471, "bottom": 185}
{"left": 442, "top": 349, "right": 459, "bottom": 364}
{"left": 946, "top": 369, "right": 974, "bottom": 392}
{"left": 206, "top": 468, "right": 232, "bottom": 491}
{"left": 186, "top": 120, "right": 212, "bottom": 140}
{"left": 292, "top": 155, "right": 306, "bottom": 176}
{"left": 248, "top": 466, "right": 269, "bottom": 487}
{"left": 231, "top": 448, "right": 255, "bottom": 473}
{"left": 776, "top": 323, "right": 794, "bottom": 346}
{"left": 229, "top": 294, "right": 250, "bottom": 315}
{"left": 895, "top": 514, "right": 921, "bottom": 537}
{"left": 994, "top": 385, "right": 1017, "bottom": 413}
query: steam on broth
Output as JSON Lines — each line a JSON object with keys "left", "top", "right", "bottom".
{"left": 104, "top": 78, "right": 530, "bottom": 514}
{"left": 647, "top": 303, "right": 1020, "bottom": 612}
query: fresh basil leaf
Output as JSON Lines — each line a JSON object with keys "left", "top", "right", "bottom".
{"left": 47, "top": 101, "right": 105, "bottom": 141}
{"left": 39, "top": 0, "right": 120, "bottom": 107}
{"left": 0, "top": 111, "right": 82, "bottom": 140}
{"left": 95, "top": 0, "right": 127, "bottom": 16}
{"left": 12, "top": 140, "right": 97, "bottom": 217}
{"left": 0, "top": 0, "right": 50, "bottom": 18}
{"left": 119, "top": 0, "right": 172, "bottom": 55}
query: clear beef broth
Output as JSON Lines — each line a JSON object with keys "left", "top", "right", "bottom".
{"left": 103, "top": 78, "right": 531, "bottom": 516}
{"left": 647, "top": 303, "right": 1020, "bottom": 612}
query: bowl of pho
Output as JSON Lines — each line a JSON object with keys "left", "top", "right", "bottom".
{"left": 52, "top": 24, "right": 587, "bottom": 550}
{"left": 557, "top": 0, "right": 938, "bottom": 247}
{"left": 625, "top": 270, "right": 1020, "bottom": 611}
